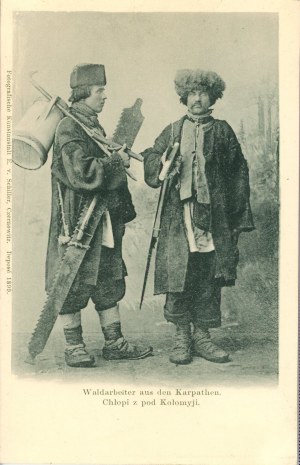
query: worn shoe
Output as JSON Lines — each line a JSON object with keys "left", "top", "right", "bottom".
{"left": 193, "top": 328, "right": 229, "bottom": 363}
{"left": 102, "top": 338, "right": 153, "bottom": 360}
{"left": 169, "top": 322, "right": 192, "bottom": 365}
{"left": 65, "top": 346, "right": 95, "bottom": 367}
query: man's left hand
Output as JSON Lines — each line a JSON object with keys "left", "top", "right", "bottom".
{"left": 117, "top": 143, "right": 130, "bottom": 168}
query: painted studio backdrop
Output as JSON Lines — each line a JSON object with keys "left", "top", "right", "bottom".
{"left": 12, "top": 12, "right": 278, "bottom": 381}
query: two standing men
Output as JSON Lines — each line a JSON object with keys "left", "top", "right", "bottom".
{"left": 48, "top": 64, "right": 254, "bottom": 367}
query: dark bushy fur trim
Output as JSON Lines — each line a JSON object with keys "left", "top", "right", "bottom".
{"left": 174, "top": 69, "right": 226, "bottom": 104}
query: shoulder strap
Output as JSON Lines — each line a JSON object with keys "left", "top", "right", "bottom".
{"left": 54, "top": 116, "right": 69, "bottom": 145}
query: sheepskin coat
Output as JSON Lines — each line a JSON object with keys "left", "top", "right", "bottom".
{"left": 143, "top": 115, "right": 255, "bottom": 295}
{"left": 45, "top": 102, "right": 136, "bottom": 293}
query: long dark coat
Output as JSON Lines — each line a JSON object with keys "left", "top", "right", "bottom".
{"left": 45, "top": 103, "right": 135, "bottom": 293}
{"left": 143, "top": 116, "right": 255, "bottom": 295}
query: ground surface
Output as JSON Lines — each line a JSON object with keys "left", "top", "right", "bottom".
{"left": 12, "top": 165, "right": 279, "bottom": 387}
{"left": 12, "top": 308, "right": 278, "bottom": 386}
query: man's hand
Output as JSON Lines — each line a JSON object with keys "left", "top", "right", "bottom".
{"left": 117, "top": 143, "right": 130, "bottom": 168}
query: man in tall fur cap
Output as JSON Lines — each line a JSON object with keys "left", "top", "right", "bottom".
{"left": 142, "top": 69, "right": 254, "bottom": 365}
{"left": 47, "top": 63, "right": 152, "bottom": 367}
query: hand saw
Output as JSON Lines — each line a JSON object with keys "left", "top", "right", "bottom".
{"left": 26, "top": 195, "right": 106, "bottom": 362}
{"left": 26, "top": 81, "right": 146, "bottom": 361}
{"left": 112, "top": 98, "right": 144, "bottom": 150}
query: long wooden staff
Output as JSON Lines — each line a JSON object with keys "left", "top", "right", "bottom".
{"left": 139, "top": 142, "right": 180, "bottom": 309}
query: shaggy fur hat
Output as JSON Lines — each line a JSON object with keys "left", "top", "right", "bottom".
{"left": 174, "top": 69, "right": 225, "bottom": 104}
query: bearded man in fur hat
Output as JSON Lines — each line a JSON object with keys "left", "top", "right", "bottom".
{"left": 47, "top": 63, "right": 152, "bottom": 367}
{"left": 142, "top": 69, "right": 254, "bottom": 365}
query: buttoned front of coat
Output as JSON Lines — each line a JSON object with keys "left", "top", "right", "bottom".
{"left": 143, "top": 116, "right": 255, "bottom": 294}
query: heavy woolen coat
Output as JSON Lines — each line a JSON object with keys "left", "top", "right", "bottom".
{"left": 45, "top": 103, "right": 135, "bottom": 294}
{"left": 143, "top": 116, "right": 254, "bottom": 295}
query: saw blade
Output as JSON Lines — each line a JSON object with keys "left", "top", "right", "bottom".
{"left": 27, "top": 196, "right": 107, "bottom": 361}
{"left": 112, "top": 98, "right": 144, "bottom": 149}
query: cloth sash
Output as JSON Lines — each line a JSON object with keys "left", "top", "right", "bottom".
{"left": 183, "top": 201, "right": 215, "bottom": 253}
{"left": 102, "top": 209, "right": 114, "bottom": 248}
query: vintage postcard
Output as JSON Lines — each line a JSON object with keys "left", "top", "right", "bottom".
{"left": 0, "top": 0, "right": 298, "bottom": 464}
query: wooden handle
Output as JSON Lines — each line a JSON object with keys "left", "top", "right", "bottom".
{"left": 76, "top": 196, "right": 97, "bottom": 241}
{"left": 159, "top": 142, "right": 180, "bottom": 181}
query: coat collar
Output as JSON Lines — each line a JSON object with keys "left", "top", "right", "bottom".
{"left": 70, "top": 102, "right": 106, "bottom": 135}
{"left": 171, "top": 115, "right": 215, "bottom": 144}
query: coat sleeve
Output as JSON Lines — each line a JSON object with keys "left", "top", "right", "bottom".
{"left": 224, "top": 122, "right": 255, "bottom": 232}
{"left": 142, "top": 124, "right": 171, "bottom": 188}
{"left": 54, "top": 118, "right": 127, "bottom": 192}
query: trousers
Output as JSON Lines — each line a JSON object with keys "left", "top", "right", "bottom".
{"left": 164, "top": 251, "right": 221, "bottom": 328}
{"left": 60, "top": 277, "right": 126, "bottom": 315}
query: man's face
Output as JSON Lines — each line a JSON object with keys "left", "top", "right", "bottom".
{"left": 187, "top": 90, "right": 211, "bottom": 115}
{"left": 84, "top": 85, "right": 107, "bottom": 113}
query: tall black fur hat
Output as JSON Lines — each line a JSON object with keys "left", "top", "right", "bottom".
{"left": 174, "top": 69, "right": 225, "bottom": 104}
